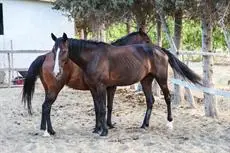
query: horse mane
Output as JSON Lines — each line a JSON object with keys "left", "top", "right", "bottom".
{"left": 69, "top": 38, "right": 109, "bottom": 47}
{"left": 111, "top": 31, "right": 140, "bottom": 46}
{"left": 66, "top": 38, "right": 111, "bottom": 54}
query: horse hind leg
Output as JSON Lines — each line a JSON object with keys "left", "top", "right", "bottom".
{"left": 156, "top": 77, "right": 173, "bottom": 129}
{"left": 140, "top": 76, "right": 154, "bottom": 129}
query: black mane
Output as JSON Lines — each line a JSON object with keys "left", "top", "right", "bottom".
{"left": 54, "top": 37, "right": 110, "bottom": 55}
{"left": 69, "top": 38, "right": 110, "bottom": 48}
{"left": 55, "top": 31, "right": 145, "bottom": 55}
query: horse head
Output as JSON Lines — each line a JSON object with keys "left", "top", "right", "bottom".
{"left": 51, "top": 33, "right": 69, "bottom": 79}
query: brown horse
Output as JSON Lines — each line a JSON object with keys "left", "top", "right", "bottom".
{"left": 22, "top": 29, "right": 151, "bottom": 136}
{"left": 50, "top": 33, "right": 202, "bottom": 136}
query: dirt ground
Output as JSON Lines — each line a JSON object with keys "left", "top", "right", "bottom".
{"left": 0, "top": 84, "right": 230, "bottom": 153}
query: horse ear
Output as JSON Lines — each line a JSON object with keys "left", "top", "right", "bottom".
{"left": 139, "top": 28, "right": 144, "bottom": 34}
{"left": 51, "top": 33, "right": 57, "bottom": 41}
{"left": 63, "top": 33, "right": 68, "bottom": 42}
{"left": 139, "top": 28, "right": 144, "bottom": 33}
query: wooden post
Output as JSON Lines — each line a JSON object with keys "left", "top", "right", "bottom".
{"left": 152, "top": 14, "right": 161, "bottom": 97}
{"left": 80, "top": 29, "right": 84, "bottom": 39}
{"left": 158, "top": 11, "right": 182, "bottom": 105}
{"left": 184, "top": 53, "right": 196, "bottom": 108}
{"left": 7, "top": 52, "right": 11, "bottom": 87}
{"left": 10, "top": 40, "right": 14, "bottom": 79}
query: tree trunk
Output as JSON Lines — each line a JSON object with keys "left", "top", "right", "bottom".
{"left": 159, "top": 11, "right": 182, "bottom": 106}
{"left": 132, "top": 16, "right": 147, "bottom": 91}
{"left": 126, "top": 18, "right": 131, "bottom": 34}
{"left": 83, "top": 28, "right": 88, "bottom": 40}
{"left": 136, "top": 16, "right": 146, "bottom": 32}
{"left": 219, "top": 2, "right": 230, "bottom": 52}
{"left": 91, "top": 23, "right": 100, "bottom": 41}
{"left": 174, "top": 9, "right": 182, "bottom": 51}
{"left": 156, "top": 14, "right": 162, "bottom": 47}
{"left": 74, "top": 18, "right": 78, "bottom": 36}
{"left": 201, "top": 0, "right": 217, "bottom": 117}
{"left": 184, "top": 88, "right": 196, "bottom": 108}
{"left": 100, "top": 23, "right": 106, "bottom": 42}
{"left": 221, "top": 25, "right": 230, "bottom": 51}
{"left": 173, "top": 8, "right": 183, "bottom": 105}
{"left": 80, "top": 29, "right": 84, "bottom": 39}
{"left": 152, "top": 13, "right": 161, "bottom": 97}
{"left": 159, "top": 12, "right": 177, "bottom": 53}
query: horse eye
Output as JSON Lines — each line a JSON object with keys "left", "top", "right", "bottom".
{"left": 61, "top": 50, "right": 67, "bottom": 54}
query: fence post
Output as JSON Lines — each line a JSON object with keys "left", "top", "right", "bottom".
{"left": 10, "top": 40, "right": 14, "bottom": 79}
{"left": 184, "top": 53, "right": 196, "bottom": 108}
{"left": 7, "top": 52, "right": 11, "bottom": 87}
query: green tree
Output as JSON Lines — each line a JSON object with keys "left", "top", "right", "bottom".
{"left": 53, "top": 0, "right": 133, "bottom": 40}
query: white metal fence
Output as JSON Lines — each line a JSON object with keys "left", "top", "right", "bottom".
{"left": 0, "top": 49, "right": 229, "bottom": 100}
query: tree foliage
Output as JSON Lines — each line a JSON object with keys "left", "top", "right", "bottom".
{"left": 53, "top": 0, "right": 133, "bottom": 28}
{"left": 52, "top": 0, "right": 229, "bottom": 51}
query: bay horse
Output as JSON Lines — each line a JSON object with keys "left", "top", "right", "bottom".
{"left": 22, "top": 29, "right": 151, "bottom": 136}
{"left": 51, "top": 33, "right": 202, "bottom": 136}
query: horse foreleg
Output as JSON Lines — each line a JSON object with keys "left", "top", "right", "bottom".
{"left": 106, "top": 86, "right": 116, "bottom": 129}
{"left": 41, "top": 92, "right": 57, "bottom": 135}
{"left": 90, "top": 90, "right": 101, "bottom": 134}
{"left": 98, "top": 88, "right": 108, "bottom": 136}
{"left": 140, "top": 76, "right": 154, "bottom": 129}
{"left": 90, "top": 86, "right": 108, "bottom": 136}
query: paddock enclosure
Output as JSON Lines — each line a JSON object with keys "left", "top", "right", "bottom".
{"left": 0, "top": 62, "right": 230, "bottom": 153}
{"left": 1, "top": 0, "right": 230, "bottom": 152}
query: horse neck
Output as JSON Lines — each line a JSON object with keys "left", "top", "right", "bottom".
{"left": 68, "top": 39, "right": 104, "bottom": 70}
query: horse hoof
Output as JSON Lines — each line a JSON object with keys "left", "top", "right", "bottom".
{"left": 140, "top": 124, "right": 148, "bottom": 129}
{"left": 42, "top": 130, "right": 50, "bottom": 137}
{"left": 100, "top": 129, "right": 108, "bottom": 136}
{"left": 48, "top": 129, "right": 56, "bottom": 135}
{"left": 40, "top": 126, "right": 46, "bottom": 131}
{"left": 166, "top": 121, "right": 173, "bottom": 130}
{"left": 107, "top": 123, "right": 115, "bottom": 129}
{"left": 92, "top": 127, "right": 101, "bottom": 134}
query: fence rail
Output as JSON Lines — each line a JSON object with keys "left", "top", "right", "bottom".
{"left": 0, "top": 50, "right": 49, "bottom": 53}
{"left": 171, "top": 79, "right": 230, "bottom": 98}
{"left": 178, "top": 51, "right": 230, "bottom": 57}
{"left": 0, "top": 68, "right": 28, "bottom": 71}
{"left": 0, "top": 50, "right": 229, "bottom": 92}
{"left": 0, "top": 50, "right": 48, "bottom": 87}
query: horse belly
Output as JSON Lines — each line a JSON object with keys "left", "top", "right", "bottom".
{"left": 108, "top": 51, "right": 150, "bottom": 86}
{"left": 109, "top": 67, "right": 146, "bottom": 86}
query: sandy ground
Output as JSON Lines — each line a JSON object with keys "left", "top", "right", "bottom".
{"left": 0, "top": 84, "right": 230, "bottom": 153}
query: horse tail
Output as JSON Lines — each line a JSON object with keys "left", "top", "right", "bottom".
{"left": 22, "top": 55, "right": 46, "bottom": 115}
{"left": 161, "top": 48, "right": 202, "bottom": 85}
